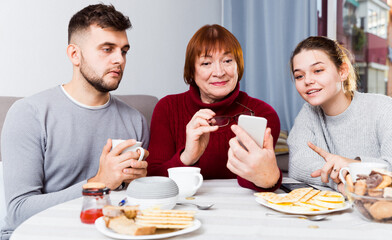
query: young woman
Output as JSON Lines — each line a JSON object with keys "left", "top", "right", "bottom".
{"left": 147, "top": 24, "right": 282, "bottom": 191}
{"left": 287, "top": 36, "right": 392, "bottom": 193}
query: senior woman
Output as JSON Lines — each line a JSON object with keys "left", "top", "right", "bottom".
{"left": 147, "top": 24, "right": 282, "bottom": 191}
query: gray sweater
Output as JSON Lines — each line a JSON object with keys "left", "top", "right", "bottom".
{"left": 288, "top": 92, "right": 392, "bottom": 189}
{"left": 1, "top": 86, "right": 149, "bottom": 238}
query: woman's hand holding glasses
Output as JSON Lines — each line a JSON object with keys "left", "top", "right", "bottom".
{"left": 180, "top": 109, "right": 219, "bottom": 165}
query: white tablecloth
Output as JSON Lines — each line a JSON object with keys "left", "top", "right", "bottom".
{"left": 10, "top": 179, "right": 392, "bottom": 240}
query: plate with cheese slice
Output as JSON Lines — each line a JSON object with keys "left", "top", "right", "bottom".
{"left": 95, "top": 206, "right": 201, "bottom": 239}
{"left": 255, "top": 187, "right": 351, "bottom": 215}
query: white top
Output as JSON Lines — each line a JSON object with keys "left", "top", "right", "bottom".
{"left": 60, "top": 85, "right": 111, "bottom": 109}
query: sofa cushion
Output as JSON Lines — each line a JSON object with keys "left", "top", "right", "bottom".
{"left": 115, "top": 95, "right": 158, "bottom": 127}
{"left": 0, "top": 97, "right": 22, "bottom": 133}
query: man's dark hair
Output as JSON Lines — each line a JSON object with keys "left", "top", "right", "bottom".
{"left": 68, "top": 4, "right": 132, "bottom": 43}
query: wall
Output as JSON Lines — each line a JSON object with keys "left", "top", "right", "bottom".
{"left": 0, "top": 0, "right": 222, "bottom": 99}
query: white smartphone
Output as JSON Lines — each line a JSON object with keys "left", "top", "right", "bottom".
{"left": 237, "top": 115, "right": 267, "bottom": 148}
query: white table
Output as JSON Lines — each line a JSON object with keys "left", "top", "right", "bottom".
{"left": 10, "top": 179, "right": 392, "bottom": 240}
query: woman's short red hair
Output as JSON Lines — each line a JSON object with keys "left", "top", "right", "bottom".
{"left": 183, "top": 24, "right": 244, "bottom": 86}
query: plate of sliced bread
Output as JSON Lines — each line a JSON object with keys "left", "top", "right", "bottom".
{"left": 255, "top": 187, "right": 351, "bottom": 215}
{"left": 95, "top": 205, "right": 201, "bottom": 239}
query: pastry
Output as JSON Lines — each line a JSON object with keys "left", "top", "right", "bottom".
{"left": 368, "top": 201, "right": 392, "bottom": 220}
{"left": 354, "top": 180, "right": 367, "bottom": 196}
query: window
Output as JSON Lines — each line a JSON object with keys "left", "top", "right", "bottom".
{"left": 321, "top": 0, "right": 391, "bottom": 95}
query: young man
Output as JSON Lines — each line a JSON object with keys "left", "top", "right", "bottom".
{"left": 1, "top": 4, "right": 148, "bottom": 238}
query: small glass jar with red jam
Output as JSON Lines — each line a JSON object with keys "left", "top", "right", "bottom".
{"left": 80, "top": 182, "right": 111, "bottom": 224}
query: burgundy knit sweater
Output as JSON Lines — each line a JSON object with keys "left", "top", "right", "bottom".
{"left": 147, "top": 84, "right": 282, "bottom": 191}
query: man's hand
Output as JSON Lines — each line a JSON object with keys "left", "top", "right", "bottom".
{"left": 88, "top": 139, "right": 148, "bottom": 189}
{"left": 227, "top": 125, "right": 280, "bottom": 188}
{"left": 308, "top": 142, "right": 359, "bottom": 184}
{"left": 122, "top": 149, "right": 149, "bottom": 183}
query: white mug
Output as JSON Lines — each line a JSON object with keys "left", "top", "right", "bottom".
{"left": 112, "top": 139, "right": 145, "bottom": 161}
{"left": 168, "top": 167, "right": 203, "bottom": 198}
{"left": 339, "top": 162, "right": 388, "bottom": 184}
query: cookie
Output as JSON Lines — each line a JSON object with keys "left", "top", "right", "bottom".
{"left": 354, "top": 180, "right": 367, "bottom": 196}
{"left": 345, "top": 174, "right": 354, "bottom": 193}
{"left": 368, "top": 201, "right": 392, "bottom": 220}
{"left": 376, "top": 175, "right": 392, "bottom": 189}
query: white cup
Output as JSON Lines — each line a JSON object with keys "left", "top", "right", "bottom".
{"left": 339, "top": 162, "right": 388, "bottom": 184}
{"left": 112, "top": 139, "right": 145, "bottom": 161}
{"left": 168, "top": 167, "right": 203, "bottom": 198}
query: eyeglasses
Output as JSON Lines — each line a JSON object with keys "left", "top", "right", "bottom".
{"left": 209, "top": 102, "right": 255, "bottom": 127}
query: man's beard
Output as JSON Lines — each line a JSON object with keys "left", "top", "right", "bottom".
{"left": 80, "top": 55, "right": 122, "bottom": 93}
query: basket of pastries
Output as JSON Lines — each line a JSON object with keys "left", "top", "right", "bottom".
{"left": 344, "top": 168, "right": 392, "bottom": 223}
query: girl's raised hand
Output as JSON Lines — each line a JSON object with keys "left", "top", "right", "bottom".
{"left": 308, "top": 142, "right": 359, "bottom": 184}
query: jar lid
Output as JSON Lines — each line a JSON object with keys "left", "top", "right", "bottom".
{"left": 82, "top": 182, "right": 110, "bottom": 196}
{"left": 83, "top": 187, "right": 111, "bottom": 196}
